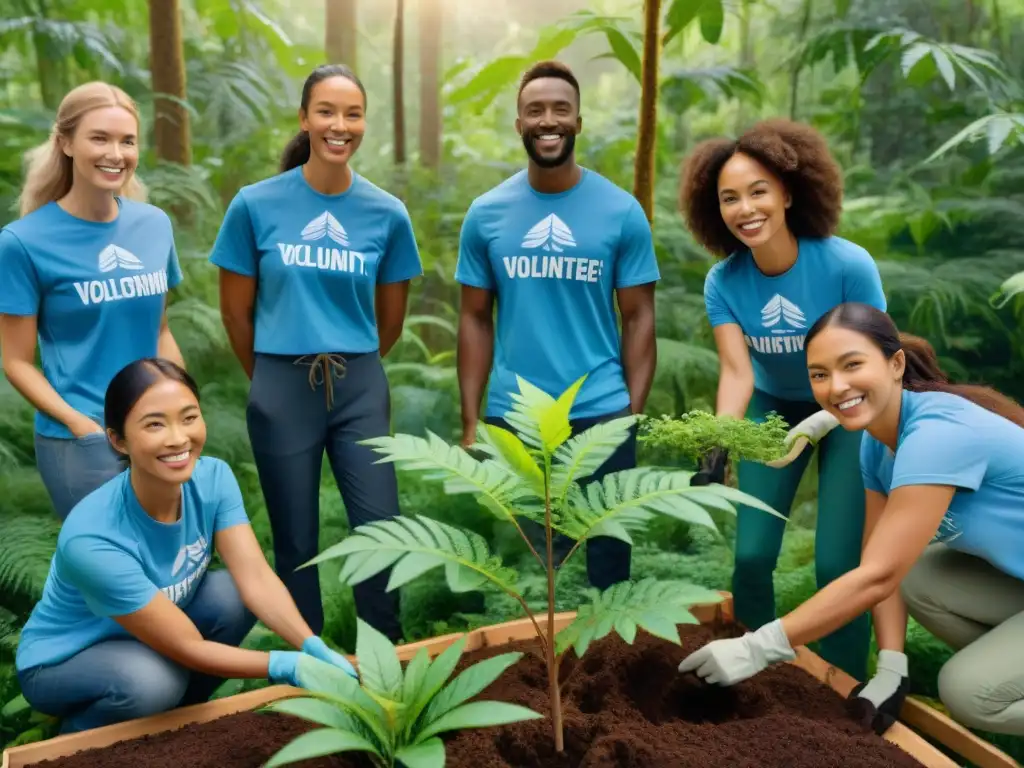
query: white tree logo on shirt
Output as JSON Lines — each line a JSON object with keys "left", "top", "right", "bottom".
{"left": 164, "top": 534, "right": 212, "bottom": 605}
{"left": 301, "top": 211, "right": 350, "bottom": 247}
{"left": 98, "top": 244, "right": 145, "bottom": 273}
{"left": 521, "top": 214, "right": 576, "bottom": 252}
{"left": 760, "top": 294, "right": 806, "bottom": 330}
{"left": 171, "top": 534, "right": 209, "bottom": 577}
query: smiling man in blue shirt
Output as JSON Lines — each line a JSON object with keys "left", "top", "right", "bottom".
{"left": 455, "top": 60, "right": 661, "bottom": 591}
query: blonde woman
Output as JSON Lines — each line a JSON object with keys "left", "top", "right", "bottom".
{"left": 0, "top": 82, "right": 185, "bottom": 520}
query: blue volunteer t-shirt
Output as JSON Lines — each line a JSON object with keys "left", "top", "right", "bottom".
{"left": 209, "top": 166, "right": 423, "bottom": 355}
{"left": 861, "top": 389, "right": 1024, "bottom": 582}
{"left": 16, "top": 456, "right": 250, "bottom": 671}
{"left": 704, "top": 236, "right": 886, "bottom": 402}
{"left": 0, "top": 199, "right": 183, "bottom": 439}
{"left": 455, "top": 169, "right": 660, "bottom": 420}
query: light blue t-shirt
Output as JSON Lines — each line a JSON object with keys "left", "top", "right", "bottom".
{"left": 209, "top": 166, "right": 423, "bottom": 355}
{"left": 16, "top": 457, "right": 250, "bottom": 671}
{"left": 0, "top": 199, "right": 183, "bottom": 438}
{"left": 704, "top": 236, "right": 886, "bottom": 402}
{"left": 861, "top": 389, "right": 1024, "bottom": 582}
{"left": 455, "top": 169, "right": 661, "bottom": 420}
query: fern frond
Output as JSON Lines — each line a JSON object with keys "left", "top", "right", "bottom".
{"left": 555, "top": 578, "right": 725, "bottom": 656}
{"left": 564, "top": 468, "right": 783, "bottom": 545}
{"left": 550, "top": 416, "right": 636, "bottom": 506}
{"left": 0, "top": 514, "right": 60, "bottom": 605}
{"left": 504, "top": 374, "right": 585, "bottom": 454}
{"left": 309, "top": 516, "right": 519, "bottom": 595}
{"left": 361, "top": 432, "right": 535, "bottom": 523}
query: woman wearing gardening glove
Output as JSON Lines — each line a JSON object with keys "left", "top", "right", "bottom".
{"left": 681, "top": 303, "right": 1024, "bottom": 738}
{"left": 15, "top": 359, "right": 356, "bottom": 735}
{"left": 679, "top": 119, "right": 886, "bottom": 681}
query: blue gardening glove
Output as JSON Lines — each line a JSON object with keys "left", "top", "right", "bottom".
{"left": 677, "top": 619, "right": 796, "bottom": 686}
{"left": 691, "top": 447, "right": 728, "bottom": 486}
{"left": 302, "top": 635, "right": 358, "bottom": 679}
{"left": 766, "top": 410, "right": 840, "bottom": 468}
{"left": 267, "top": 650, "right": 305, "bottom": 688}
{"left": 848, "top": 650, "right": 911, "bottom": 735}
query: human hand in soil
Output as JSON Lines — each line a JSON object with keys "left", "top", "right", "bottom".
{"left": 676, "top": 619, "right": 796, "bottom": 686}
{"left": 690, "top": 447, "right": 728, "bottom": 486}
{"left": 848, "top": 650, "right": 911, "bottom": 735}
{"left": 301, "top": 636, "right": 358, "bottom": 679}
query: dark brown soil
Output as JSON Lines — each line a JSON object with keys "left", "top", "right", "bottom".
{"left": 27, "top": 623, "right": 927, "bottom": 768}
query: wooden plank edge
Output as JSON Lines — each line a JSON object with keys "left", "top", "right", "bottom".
{"left": 900, "top": 697, "right": 1021, "bottom": 768}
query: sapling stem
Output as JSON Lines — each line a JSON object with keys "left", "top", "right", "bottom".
{"left": 543, "top": 455, "right": 565, "bottom": 752}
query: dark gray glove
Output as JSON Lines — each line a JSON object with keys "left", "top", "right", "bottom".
{"left": 691, "top": 446, "right": 728, "bottom": 486}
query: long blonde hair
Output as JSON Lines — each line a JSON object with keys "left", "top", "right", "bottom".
{"left": 19, "top": 81, "right": 147, "bottom": 217}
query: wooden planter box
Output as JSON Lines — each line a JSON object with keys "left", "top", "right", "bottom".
{"left": 3, "top": 595, "right": 1018, "bottom": 768}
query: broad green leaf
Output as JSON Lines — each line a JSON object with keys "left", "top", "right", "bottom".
{"left": 542, "top": 374, "right": 587, "bottom": 454}
{"left": 263, "top": 697, "right": 356, "bottom": 731}
{"left": 415, "top": 701, "right": 544, "bottom": 743}
{"left": 309, "top": 516, "right": 519, "bottom": 596}
{"left": 402, "top": 647, "right": 432, "bottom": 708}
{"left": 290, "top": 657, "right": 391, "bottom": 749}
{"left": 396, "top": 738, "right": 446, "bottom": 768}
{"left": 356, "top": 618, "right": 404, "bottom": 702}
{"left": 263, "top": 728, "right": 380, "bottom": 768}
{"left": 407, "top": 635, "right": 470, "bottom": 727}
{"left": 663, "top": 0, "right": 701, "bottom": 45}
{"left": 422, "top": 652, "right": 524, "bottom": 725}
{"left": 602, "top": 27, "right": 642, "bottom": 83}
{"left": 699, "top": 0, "right": 724, "bottom": 44}
{"left": 554, "top": 579, "right": 724, "bottom": 656}
{"left": 483, "top": 424, "right": 544, "bottom": 492}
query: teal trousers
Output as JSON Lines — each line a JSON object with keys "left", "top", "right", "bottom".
{"left": 733, "top": 388, "right": 871, "bottom": 681}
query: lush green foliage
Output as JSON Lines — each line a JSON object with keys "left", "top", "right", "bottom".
{"left": 261, "top": 619, "right": 540, "bottom": 768}
{"left": 639, "top": 410, "right": 791, "bottom": 464}
{"left": 310, "top": 373, "right": 781, "bottom": 749}
{"left": 2, "top": 0, "right": 1024, "bottom": 761}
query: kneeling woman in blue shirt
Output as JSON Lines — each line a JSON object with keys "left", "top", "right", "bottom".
{"left": 16, "top": 358, "right": 357, "bottom": 734}
{"left": 678, "top": 302, "right": 1024, "bottom": 737}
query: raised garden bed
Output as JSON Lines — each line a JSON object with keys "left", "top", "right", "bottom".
{"left": 3, "top": 597, "right": 1016, "bottom": 768}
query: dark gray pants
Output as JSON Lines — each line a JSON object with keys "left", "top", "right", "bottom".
{"left": 485, "top": 407, "right": 635, "bottom": 591}
{"left": 246, "top": 351, "right": 402, "bottom": 642}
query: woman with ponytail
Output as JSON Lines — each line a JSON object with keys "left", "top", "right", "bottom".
{"left": 209, "top": 64, "right": 422, "bottom": 644}
{"left": 677, "top": 302, "right": 1024, "bottom": 738}
{"left": 0, "top": 81, "right": 185, "bottom": 521}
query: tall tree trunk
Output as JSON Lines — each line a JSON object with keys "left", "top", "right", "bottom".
{"left": 788, "top": 0, "right": 814, "bottom": 120}
{"left": 325, "top": 0, "right": 358, "bottom": 68}
{"left": 632, "top": 0, "right": 661, "bottom": 225}
{"left": 29, "top": 0, "right": 66, "bottom": 110}
{"left": 734, "top": 0, "right": 754, "bottom": 134}
{"left": 393, "top": 0, "right": 407, "bottom": 167}
{"left": 148, "top": 0, "right": 191, "bottom": 167}
{"left": 418, "top": 0, "right": 442, "bottom": 169}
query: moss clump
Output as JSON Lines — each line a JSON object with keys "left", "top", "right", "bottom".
{"left": 639, "top": 410, "right": 790, "bottom": 464}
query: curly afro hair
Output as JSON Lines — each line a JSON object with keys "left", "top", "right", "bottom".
{"left": 678, "top": 118, "right": 844, "bottom": 258}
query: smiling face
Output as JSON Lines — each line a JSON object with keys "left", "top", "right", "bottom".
{"left": 516, "top": 77, "right": 581, "bottom": 169}
{"left": 717, "top": 152, "right": 792, "bottom": 250}
{"left": 300, "top": 75, "right": 366, "bottom": 167}
{"left": 61, "top": 105, "right": 139, "bottom": 195}
{"left": 806, "top": 323, "right": 905, "bottom": 432}
{"left": 110, "top": 377, "right": 207, "bottom": 486}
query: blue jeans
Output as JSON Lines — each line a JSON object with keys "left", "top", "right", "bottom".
{"left": 246, "top": 351, "right": 403, "bottom": 642}
{"left": 17, "top": 569, "right": 256, "bottom": 734}
{"left": 34, "top": 432, "right": 128, "bottom": 521}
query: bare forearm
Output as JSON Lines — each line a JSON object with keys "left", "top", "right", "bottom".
{"left": 158, "top": 327, "right": 186, "bottom": 369}
{"left": 621, "top": 312, "right": 656, "bottom": 414}
{"left": 240, "top": 569, "right": 314, "bottom": 650}
{"left": 173, "top": 639, "right": 271, "bottom": 679}
{"left": 3, "top": 358, "right": 84, "bottom": 428}
{"left": 378, "top": 324, "right": 403, "bottom": 358}
{"left": 716, "top": 371, "right": 754, "bottom": 419}
{"left": 781, "top": 567, "right": 890, "bottom": 648}
{"left": 222, "top": 315, "right": 255, "bottom": 380}
{"left": 457, "top": 315, "right": 493, "bottom": 427}
{"left": 871, "top": 588, "right": 909, "bottom": 652}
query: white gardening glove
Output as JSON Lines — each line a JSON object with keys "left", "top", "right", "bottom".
{"left": 849, "top": 650, "right": 911, "bottom": 735}
{"left": 766, "top": 410, "right": 840, "bottom": 468}
{"left": 677, "top": 619, "right": 796, "bottom": 686}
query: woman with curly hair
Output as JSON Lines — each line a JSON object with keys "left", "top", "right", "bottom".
{"left": 679, "top": 118, "right": 886, "bottom": 681}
